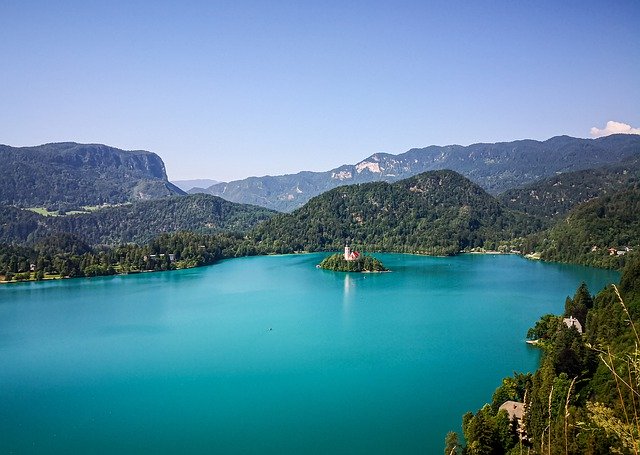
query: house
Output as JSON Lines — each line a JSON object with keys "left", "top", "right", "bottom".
{"left": 499, "top": 401, "right": 525, "bottom": 422}
{"left": 563, "top": 316, "right": 583, "bottom": 334}
{"left": 499, "top": 401, "right": 526, "bottom": 439}
{"left": 344, "top": 245, "right": 360, "bottom": 261}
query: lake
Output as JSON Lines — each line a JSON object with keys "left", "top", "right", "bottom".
{"left": 0, "top": 253, "right": 619, "bottom": 454}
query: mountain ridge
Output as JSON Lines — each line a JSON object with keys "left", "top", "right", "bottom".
{"left": 249, "top": 169, "right": 542, "bottom": 255}
{"left": 0, "top": 142, "right": 185, "bottom": 208}
{"left": 192, "top": 134, "right": 640, "bottom": 212}
{"left": 499, "top": 154, "right": 640, "bottom": 219}
{"left": 0, "top": 193, "right": 275, "bottom": 246}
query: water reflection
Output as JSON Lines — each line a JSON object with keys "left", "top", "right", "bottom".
{"left": 342, "top": 273, "right": 354, "bottom": 322}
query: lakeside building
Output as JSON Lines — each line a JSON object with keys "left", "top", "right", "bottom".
{"left": 563, "top": 316, "right": 583, "bottom": 334}
{"left": 344, "top": 245, "right": 360, "bottom": 261}
{"left": 499, "top": 401, "right": 526, "bottom": 440}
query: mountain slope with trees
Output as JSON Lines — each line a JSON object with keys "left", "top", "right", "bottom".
{"left": 499, "top": 154, "right": 640, "bottom": 220}
{"left": 534, "top": 188, "right": 640, "bottom": 269}
{"left": 0, "top": 194, "right": 275, "bottom": 246}
{"left": 250, "top": 170, "right": 543, "bottom": 255}
{"left": 194, "top": 134, "right": 640, "bottom": 212}
{"left": 0, "top": 142, "right": 185, "bottom": 208}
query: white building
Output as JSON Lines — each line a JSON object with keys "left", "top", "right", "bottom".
{"left": 344, "top": 245, "right": 360, "bottom": 261}
{"left": 563, "top": 316, "right": 583, "bottom": 334}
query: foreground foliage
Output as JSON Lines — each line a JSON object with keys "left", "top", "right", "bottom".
{"left": 450, "top": 257, "right": 640, "bottom": 454}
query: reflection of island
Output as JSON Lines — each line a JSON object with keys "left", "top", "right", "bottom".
{"left": 342, "top": 274, "right": 353, "bottom": 322}
{"left": 318, "top": 245, "right": 388, "bottom": 272}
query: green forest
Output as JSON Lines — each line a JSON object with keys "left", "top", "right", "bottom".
{"left": 498, "top": 155, "right": 640, "bottom": 220}
{"left": 251, "top": 170, "right": 542, "bottom": 256}
{"left": 0, "top": 231, "right": 259, "bottom": 282}
{"left": 0, "top": 194, "right": 275, "bottom": 245}
{"left": 535, "top": 188, "right": 640, "bottom": 269}
{"left": 448, "top": 257, "right": 640, "bottom": 454}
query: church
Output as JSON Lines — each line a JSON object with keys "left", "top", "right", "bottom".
{"left": 344, "top": 245, "right": 360, "bottom": 261}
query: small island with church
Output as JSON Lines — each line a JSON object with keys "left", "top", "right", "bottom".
{"left": 318, "top": 245, "right": 388, "bottom": 272}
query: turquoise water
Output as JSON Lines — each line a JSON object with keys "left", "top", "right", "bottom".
{"left": 0, "top": 254, "right": 619, "bottom": 454}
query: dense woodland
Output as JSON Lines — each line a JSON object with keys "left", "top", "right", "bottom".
{"left": 534, "top": 188, "right": 640, "bottom": 269}
{"left": 499, "top": 155, "right": 640, "bottom": 220}
{"left": 448, "top": 257, "right": 640, "bottom": 454}
{"left": 2, "top": 168, "right": 640, "bottom": 282}
{"left": 251, "top": 170, "right": 542, "bottom": 256}
{"left": 0, "top": 231, "right": 258, "bottom": 281}
{"left": 0, "top": 194, "right": 275, "bottom": 245}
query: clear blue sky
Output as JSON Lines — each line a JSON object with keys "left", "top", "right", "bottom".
{"left": 1, "top": 1, "right": 638, "bottom": 181}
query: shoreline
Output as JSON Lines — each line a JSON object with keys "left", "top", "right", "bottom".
{"left": 1, "top": 249, "right": 616, "bottom": 286}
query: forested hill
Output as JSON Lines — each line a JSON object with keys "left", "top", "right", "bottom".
{"left": 0, "top": 142, "right": 185, "bottom": 208}
{"left": 499, "top": 154, "right": 640, "bottom": 219}
{"left": 0, "top": 194, "right": 275, "bottom": 246}
{"left": 195, "top": 134, "right": 640, "bottom": 212}
{"left": 536, "top": 187, "right": 640, "bottom": 269}
{"left": 250, "top": 170, "right": 543, "bottom": 255}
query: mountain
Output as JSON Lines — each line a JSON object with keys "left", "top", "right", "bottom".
{"left": 0, "top": 194, "right": 275, "bottom": 246}
{"left": 171, "top": 179, "right": 220, "bottom": 192}
{"left": 0, "top": 142, "right": 185, "bottom": 208}
{"left": 537, "top": 187, "right": 640, "bottom": 268}
{"left": 499, "top": 154, "right": 640, "bottom": 219}
{"left": 193, "top": 134, "right": 640, "bottom": 212}
{"left": 249, "top": 170, "right": 543, "bottom": 255}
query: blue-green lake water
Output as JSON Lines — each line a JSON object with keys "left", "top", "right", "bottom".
{"left": 0, "top": 254, "right": 619, "bottom": 454}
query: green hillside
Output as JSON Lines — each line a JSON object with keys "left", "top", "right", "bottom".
{"left": 536, "top": 188, "right": 640, "bottom": 269}
{"left": 250, "top": 170, "right": 542, "bottom": 255}
{"left": 0, "top": 142, "right": 184, "bottom": 208}
{"left": 0, "top": 194, "right": 275, "bottom": 246}
{"left": 499, "top": 155, "right": 640, "bottom": 220}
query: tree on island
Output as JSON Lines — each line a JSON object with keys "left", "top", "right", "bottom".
{"left": 318, "top": 252, "right": 387, "bottom": 272}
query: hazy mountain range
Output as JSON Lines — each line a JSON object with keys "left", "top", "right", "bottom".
{"left": 250, "top": 170, "right": 542, "bottom": 255}
{"left": 190, "top": 134, "right": 640, "bottom": 212}
{"left": 171, "top": 179, "right": 220, "bottom": 192}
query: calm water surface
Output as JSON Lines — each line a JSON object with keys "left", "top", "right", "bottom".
{"left": 0, "top": 254, "right": 619, "bottom": 454}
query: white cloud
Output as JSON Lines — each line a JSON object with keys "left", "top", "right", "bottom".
{"left": 590, "top": 120, "right": 640, "bottom": 138}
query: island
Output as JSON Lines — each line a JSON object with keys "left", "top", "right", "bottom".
{"left": 318, "top": 246, "right": 388, "bottom": 272}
